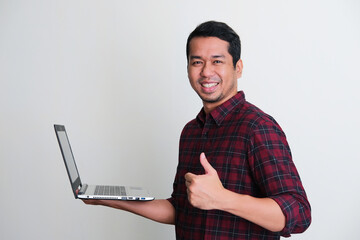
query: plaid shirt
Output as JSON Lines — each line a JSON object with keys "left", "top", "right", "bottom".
{"left": 168, "top": 91, "right": 311, "bottom": 239}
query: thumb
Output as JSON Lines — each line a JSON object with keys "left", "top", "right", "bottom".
{"left": 200, "top": 152, "right": 216, "bottom": 175}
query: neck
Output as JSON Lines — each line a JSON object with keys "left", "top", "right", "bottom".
{"left": 202, "top": 91, "right": 238, "bottom": 114}
{"left": 203, "top": 104, "right": 215, "bottom": 114}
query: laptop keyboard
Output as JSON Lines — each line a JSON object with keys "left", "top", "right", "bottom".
{"left": 94, "top": 185, "right": 126, "bottom": 196}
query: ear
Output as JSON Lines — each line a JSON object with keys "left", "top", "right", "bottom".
{"left": 235, "top": 59, "right": 243, "bottom": 79}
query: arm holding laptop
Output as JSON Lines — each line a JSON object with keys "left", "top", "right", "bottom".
{"left": 81, "top": 198, "right": 175, "bottom": 224}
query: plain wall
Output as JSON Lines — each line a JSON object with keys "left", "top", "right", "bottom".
{"left": 1, "top": 0, "right": 359, "bottom": 239}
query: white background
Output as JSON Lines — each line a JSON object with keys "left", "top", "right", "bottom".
{"left": 1, "top": 0, "right": 359, "bottom": 239}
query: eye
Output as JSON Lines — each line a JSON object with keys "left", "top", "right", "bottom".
{"left": 192, "top": 61, "right": 203, "bottom": 66}
{"left": 213, "top": 60, "right": 223, "bottom": 64}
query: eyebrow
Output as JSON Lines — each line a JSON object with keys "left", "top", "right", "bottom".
{"left": 189, "top": 55, "right": 225, "bottom": 60}
{"left": 189, "top": 56, "right": 202, "bottom": 60}
{"left": 211, "top": 55, "right": 225, "bottom": 59}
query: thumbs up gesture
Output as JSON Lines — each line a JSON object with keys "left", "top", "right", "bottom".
{"left": 184, "top": 153, "right": 225, "bottom": 210}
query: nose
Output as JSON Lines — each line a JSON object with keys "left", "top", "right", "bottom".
{"left": 200, "top": 62, "right": 215, "bottom": 78}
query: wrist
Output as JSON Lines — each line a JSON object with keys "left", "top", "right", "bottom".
{"left": 214, "top": 188, "right": 234, "bottom": 211}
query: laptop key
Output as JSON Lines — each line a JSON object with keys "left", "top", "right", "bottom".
{"left": 95, "top": 185, "right": 127, "bottom": 196}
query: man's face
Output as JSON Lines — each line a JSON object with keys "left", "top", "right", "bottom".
{"left": 187, "top": 37, "right": 243, "bottom": 113}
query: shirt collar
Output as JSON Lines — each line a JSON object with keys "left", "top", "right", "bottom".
{"left": 196, "top": 91, "right": 246, "bottom": 126}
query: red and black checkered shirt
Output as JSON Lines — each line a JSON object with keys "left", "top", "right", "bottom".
{"left": 168, "top": 91, "right": 311, "bottom": 239}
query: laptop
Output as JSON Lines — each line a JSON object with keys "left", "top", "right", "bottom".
{"left": 54, "top": 124, "right": 154, "bottom": 201}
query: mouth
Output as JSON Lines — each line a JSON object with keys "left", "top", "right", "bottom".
{"left": 201, "top": 83, "right": 219, "bottom": 88}
{"left": 200, "top": 82, "right": 219, "bottom": 93}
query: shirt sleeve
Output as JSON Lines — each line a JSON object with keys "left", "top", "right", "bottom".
{"left": 247, "top": 119, "right": 311, "bottom": 237}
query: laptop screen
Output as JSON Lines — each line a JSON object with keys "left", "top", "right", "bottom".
{"left": 57, "top": 131, "right": 79, "bottom": 182}
{"left": 54, "top": 125, "right": 82, "bottom": 198}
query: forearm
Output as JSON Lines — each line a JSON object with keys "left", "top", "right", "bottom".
{"left": 82, "top": 199, "right": 175, "bottom": 225}
{"left": 216, "top": 189, "right": 285, "bottom": 232}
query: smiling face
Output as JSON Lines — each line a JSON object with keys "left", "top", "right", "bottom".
{"left": 187, "top": 37, "right": 243, "bottom": 113}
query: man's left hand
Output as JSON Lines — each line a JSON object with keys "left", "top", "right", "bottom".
{"left": 184, "top": 152, "right": 225, "bottom": 210}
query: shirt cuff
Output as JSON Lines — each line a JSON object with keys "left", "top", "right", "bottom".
{"left": 270, "top": 194, "right": 311, "bottom": 237}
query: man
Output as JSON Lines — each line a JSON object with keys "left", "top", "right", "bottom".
{"left": 82, "top": 21, "right": 311, "bottom": 239}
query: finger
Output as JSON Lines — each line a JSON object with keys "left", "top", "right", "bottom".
{"left": 200, "top": 152, "right": 216, "bottom": 174}
{"left": 82, "top": 199, "right": 101, "bottom": 205}
{"left": 184, "top": 172, "right": 196, "bottom": 181}
{"left": 185, "top": 179, "right": 191, "bottom": 188}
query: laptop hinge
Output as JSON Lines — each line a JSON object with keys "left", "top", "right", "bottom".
{"left": 79, "top": 184, "right": 88, "bottom": 195}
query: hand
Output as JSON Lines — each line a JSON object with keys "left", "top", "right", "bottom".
{"left": 184, "top": 153, "right": 225, "bottom": 210}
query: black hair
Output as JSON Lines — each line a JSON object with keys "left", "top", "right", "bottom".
{"left": 186, "top": 21, "right": 241, "bottom": 68}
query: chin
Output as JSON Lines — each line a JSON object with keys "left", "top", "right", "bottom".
{"left": 200, "top": 94, "right": 223, "bottom": 104}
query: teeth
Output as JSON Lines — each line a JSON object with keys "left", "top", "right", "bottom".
{"left": 202, "top": 83, "right": 218, "bottom": 88}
